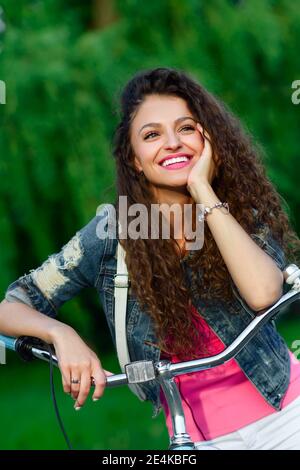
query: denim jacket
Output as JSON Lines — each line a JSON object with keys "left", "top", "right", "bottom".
{"left": 4, "top": 203, "right": 290, "bottom": 419}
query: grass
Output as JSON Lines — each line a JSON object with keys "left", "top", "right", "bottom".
{"left": 0, "top": 352, "right": 169, "bottom": 450}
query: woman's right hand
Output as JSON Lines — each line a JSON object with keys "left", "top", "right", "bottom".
{"left": 50, "top": 324, "right": 113, "bottom": 410}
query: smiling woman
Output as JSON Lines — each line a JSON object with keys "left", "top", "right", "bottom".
{"left": 115, "top": 69, "right": 297, "bottom": 331}
{"left": 1, "top": 66, "right": 300, "bottom": 450}
{"left": 109, "top": 67, "right": 300, "bottom": 449}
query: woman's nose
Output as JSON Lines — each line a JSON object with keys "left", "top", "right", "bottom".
{"left": 163, "top": 132, "right": 182, "bottom": 148}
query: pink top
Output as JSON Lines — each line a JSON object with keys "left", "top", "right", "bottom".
{"left": 160, "top": 304, "right": 300, "bottom": 442}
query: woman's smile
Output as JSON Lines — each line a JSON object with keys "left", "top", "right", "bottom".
{"left": 160, "top": 156, "right": 193, "bottom": 170}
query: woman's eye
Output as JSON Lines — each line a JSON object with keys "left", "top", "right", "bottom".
{"left": 180, "top": 125, "right": 195, "bottom": 132}
{"left": 144, "top": 125, "right": 195, "bottom": 140}
{"left": 144, "top": 131, "right": 158, "bottom": 140}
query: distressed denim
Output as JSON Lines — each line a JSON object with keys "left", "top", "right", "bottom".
{"left": 4, "top": 204, "right": 290, "bottom": 419}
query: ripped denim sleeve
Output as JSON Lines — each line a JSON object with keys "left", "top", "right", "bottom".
{"left": 4, "top": 206, "right": 112, "bottom": 318}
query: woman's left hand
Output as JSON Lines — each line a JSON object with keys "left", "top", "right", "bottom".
{"left": 187, "top": 123, "right": 220, "bottom": 193}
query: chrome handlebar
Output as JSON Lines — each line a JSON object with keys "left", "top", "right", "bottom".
{"left": 1, "top": 264, "right": 300, "bottom": 450}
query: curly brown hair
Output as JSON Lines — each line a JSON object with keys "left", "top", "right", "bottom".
{"left": 111, "top": 67, "right": 300, "bottom": 361}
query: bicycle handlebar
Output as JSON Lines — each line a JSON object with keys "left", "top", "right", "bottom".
{"left": 1, "top": 263, "right": 300, "bottom": 450}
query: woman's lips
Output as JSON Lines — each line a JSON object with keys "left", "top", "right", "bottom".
{"left": 160, "top": 159, "right": 192, "bottom": 170}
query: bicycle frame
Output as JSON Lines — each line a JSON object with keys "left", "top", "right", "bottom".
{"left": 1, "top": 264, "right": 300, "bottom": 450}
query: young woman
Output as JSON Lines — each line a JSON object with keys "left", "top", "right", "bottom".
{"left": 0, "top": 67, "right": 300, "bottom": 450}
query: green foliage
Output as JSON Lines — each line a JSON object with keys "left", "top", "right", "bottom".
{"left": 0, "top": 0, "right": 299, "bottom": 449}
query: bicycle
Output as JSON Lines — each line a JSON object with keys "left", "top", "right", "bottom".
{"left": 1, "top": 263, "right": 300, "bottom": 451}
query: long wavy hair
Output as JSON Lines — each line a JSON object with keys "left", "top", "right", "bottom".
{"left": 111, "top": 67, "right": 300, "bottom": 361}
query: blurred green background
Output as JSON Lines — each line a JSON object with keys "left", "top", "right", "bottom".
{"left": 0, "top": 0, "right": 300, "bottom": 450}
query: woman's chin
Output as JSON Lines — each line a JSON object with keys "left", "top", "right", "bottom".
{"left": 155, "top": 182, "right": 190, "bottom": 194}
{"left": 166, "top": 177, "right": 189, "bottom": 189}
{"left": 149, "top": 172, "right": 191, "bottom": 191}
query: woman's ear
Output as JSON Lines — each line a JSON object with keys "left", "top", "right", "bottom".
{"left": 133, "top": 155, "right": 143, "bottom": 173}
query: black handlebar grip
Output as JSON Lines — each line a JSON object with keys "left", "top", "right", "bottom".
{"left": 15, "top": 336, "right": 55, "bottom": 362}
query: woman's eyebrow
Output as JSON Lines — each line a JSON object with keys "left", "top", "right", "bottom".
{"left": 138, "top": 116, "right": 197, "bottom": 134}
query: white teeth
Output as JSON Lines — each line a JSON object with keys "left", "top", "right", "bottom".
{"left": 161, "top": 156, "right": 190, "bottom": 167}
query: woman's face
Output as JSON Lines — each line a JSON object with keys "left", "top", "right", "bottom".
{"left": 130, "top": 94, "right": 205, "bottom": 189}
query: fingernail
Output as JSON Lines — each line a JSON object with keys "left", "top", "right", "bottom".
{"left": 74, "top": 405, "right": 81, "bottom": 411}
{"left": 92, "top": 397, "right": 99, "bottom": 402}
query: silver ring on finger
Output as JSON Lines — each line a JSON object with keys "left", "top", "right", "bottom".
{"left": 71, "top": 378, "right": 81, "bottom": 384}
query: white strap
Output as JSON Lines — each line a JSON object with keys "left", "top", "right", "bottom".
{"left": 114, "top": 240, "right": 147, "bottom": 401}
{"left": 114, "top": 241, "right": 131, "bottom": 373}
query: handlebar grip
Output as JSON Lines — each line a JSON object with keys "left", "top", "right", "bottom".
{"left": 15, "top": 336, "right": 55, "bottom": 362}
{"left": 283, "top": 264, "right": 300, "bottom": 285}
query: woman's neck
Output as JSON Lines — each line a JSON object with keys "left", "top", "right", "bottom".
{"left": 153, "top": 185, "right": 192, "bottom": 207}
{"left": 152, "top": 186, "right": 195, "bottom": 257}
